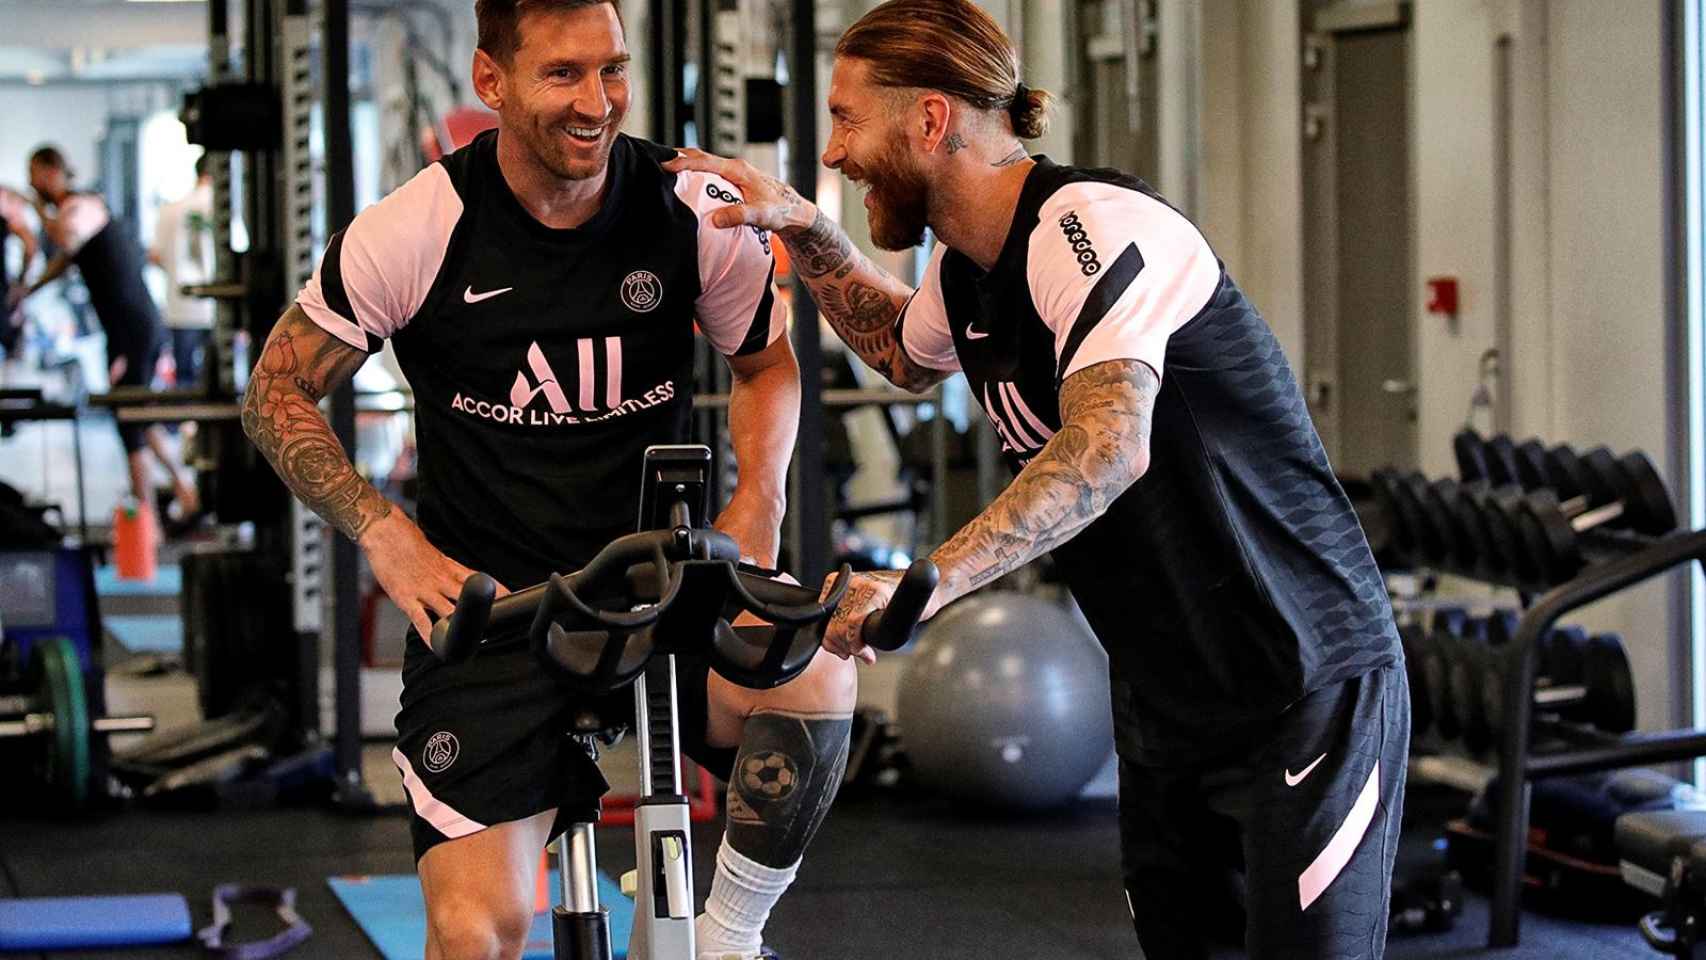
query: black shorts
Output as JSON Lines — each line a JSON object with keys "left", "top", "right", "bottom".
{"left": 111, "top": 337, "right": 161, "bottom": 453}
{"left": 392, "top": 630, "right": 739, "bottom": 862}
{"left": 1117, "top": 663, "right": 1410, "bottom": 960}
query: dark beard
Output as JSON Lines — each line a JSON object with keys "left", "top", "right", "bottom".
{"left": 860, "top": 151, "right": 930, "bottom": 251}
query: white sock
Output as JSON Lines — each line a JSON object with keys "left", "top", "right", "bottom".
{"left": 695, "top": 838, "right": 799, "bottom": 959}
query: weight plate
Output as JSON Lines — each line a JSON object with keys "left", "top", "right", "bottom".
{"left": 1544, "top": 445, "right": 1591, "bottom": 502}
{"left": 1425, "top": 609, "right": 1468, "bottom": 741}
{"left": 1615, "top": 452, "right": 1678, "bottom": 536}
{"left": 1450, "top": 621, "right": 1493, "bottom": 754}
{"left": 1545, "top": 626, "right": 1588, "bottom": 685}
{"left": 1583, "top": 633, "right": 1636, "bottom": 734}
{"left": 1485, "top": 435, "right": 1522, "bottom": 488}
{"left": 1578, "top": 447, "right": 1623, "bottom": 510}
{"left": 1513, "top": 440, "right": 1551, "bottom": 491}
{"left": 36, "top": 636, "right": 91, "bottom": 809}
{"left": 1454, "top": 429, "right": 1490, "bottom": 484}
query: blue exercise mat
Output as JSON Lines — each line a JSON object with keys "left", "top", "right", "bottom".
{"left": 328, "top": 871, "right": 632, "bottom": 960}
{"left": 104, "top": 613, "right": 184, "bottom": 653}
{"left": 95, "top": 562, "right": 181, "bottom": 597}
{"left": 0, "top": 893, "right": 192, "bottom": 949}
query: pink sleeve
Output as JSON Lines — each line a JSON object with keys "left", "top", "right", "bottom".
{"left": 1027, "top": 183, "right": 1221, "bottom": 384}
{"left": 896, "top": 243, "right": 960, "bottom": 373}
{"left": 673, "top": 171, "right": 786, "bottom": 357}
{"left": 296, "top": 163, "right": 462, "bottom": 351}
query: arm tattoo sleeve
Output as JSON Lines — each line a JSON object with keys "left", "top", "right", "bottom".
{"left": 931, "top": 359, "right": 1159, "bottom": 597}
{"left": 240, "top": 305, "right": 393, "bottom": 541}
{"left": 778, "top": 208, "right": 947, "bottom": 393}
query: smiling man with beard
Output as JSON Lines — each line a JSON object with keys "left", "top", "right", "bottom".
{"left": 666, "top": 1, "right": 1410, "bottom": 957}
{"left": 238, "top": 3, "right": 859, "bottom": 958}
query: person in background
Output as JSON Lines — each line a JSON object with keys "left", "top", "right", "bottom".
{"left": 8, "top": 146, "right": 199, "bottom": 522}
{"left": 149, "top": 154, "right": 217, "bottom": 390}
{"left": 0, "top": 185, "right": 38, "bottom": 365}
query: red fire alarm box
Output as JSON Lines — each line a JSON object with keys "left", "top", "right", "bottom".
{"left": 1425, "top": 276, "right": 1459, "bottom": 315}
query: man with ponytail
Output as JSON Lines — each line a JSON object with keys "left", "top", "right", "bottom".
{"left": 667, "top": 1, "right": 1408, "bottom": 956}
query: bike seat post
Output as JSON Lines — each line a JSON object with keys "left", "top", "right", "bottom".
{"left": 553, "top": 821, "right": 612, "bottom": 960}
{"left": 631, "top": 656, "right": 695, "bottom": 958}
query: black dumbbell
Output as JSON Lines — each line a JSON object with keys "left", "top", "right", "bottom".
{"left": 1376, "top": 470, "right": 1451, "bottom": 568}
{"left": 1371, "top": 469, "right": 1419, "bottom": 563}
{"left": 1455, "top": 429, "right": 1490, "bottom": 484}
{"left": 1427, "top": 608, "right": 1482, "bottom": 745}
{"left": 1484, "top": 434, "right": 1524, "bottom": 488}
{"left": 1400, "top": 621, "right": 1435, "bottom": 738}
{"left": 1449, "top": 610, "right": 1522, "bottom": 754}
{"left": 1426, "top": 478, "right": 1501, "bottom": 578}
{"left": 1512, "top": 439, "right": 1554, "bottom": 491}
{"left": 1511, "top": 451, "right": 1678, "bottom": 583}
{"left": 1473, "top": 624, "right": 1636, "bottom": 741}
{"left": 1543, "top": 443, "right": 1594, "bottom": 501}
{"left": 1456, "top": 484, "right": 1551, "bottom": 586}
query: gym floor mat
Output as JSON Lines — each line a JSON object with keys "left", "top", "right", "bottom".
{"left": 103, "top": 614, "right": 183, "bottom": 653}
{"left": 328, "top": 871, "right": 633, "bottom": 960}
{"left": 95, "top": 563, "right": 180, "bottom": 597}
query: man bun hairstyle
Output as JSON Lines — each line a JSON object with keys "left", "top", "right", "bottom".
{"left": 837, "top": 0, "right": 1052, "bottom": 140}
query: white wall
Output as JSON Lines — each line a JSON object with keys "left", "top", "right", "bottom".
{"left": 0, "top": 88, "right": 113, "bottom": 195}
{"left": 1412, "top": 0, "right": 1500, "bottom": 478}
{"left": 1193, "top": 0, "right": 1306, "bottom": 365}
{"left": 1540, "top": 0, "right": 1672, "bottom": 730}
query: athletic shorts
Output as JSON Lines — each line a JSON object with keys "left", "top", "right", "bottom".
{"left": 392, "top": 629, "right": 739, "bottom": 862}
{"left": 1117, "top": 663, "right": 1410, "bottom": 960}
{"left": 111, "top": 337, "right": 161, "bottom": 453}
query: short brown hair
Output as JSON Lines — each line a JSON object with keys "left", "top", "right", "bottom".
{"left": 836, "top": 0, "right": 1051, "bottom": 139}
{"left": 475, "top": 0, "right": 621, "bottom": 65}
{"left": 28, "top": 145, "right": 68, "bottom": 171}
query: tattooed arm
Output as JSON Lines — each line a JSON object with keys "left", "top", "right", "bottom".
{"left": 779, "top": 208, "right": 946, "bottom": 392}
{"left": 242, "top": 305, "right": 489, "bottom": 639}
{"left": 661, "top": 148, "right": 946, "bottom": 392}
{"left": 818, "top": 359, "right": 1159, "bottom": 659}
{"left": 930, "top": 359, "right": 1158, "bottom": 602}
{"left": 241, "top": 305, "right": 389, "bottom": 538}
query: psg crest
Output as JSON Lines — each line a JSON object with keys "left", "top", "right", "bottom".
{"left": 621, "top": 270, "right": 662, "bottom": 313}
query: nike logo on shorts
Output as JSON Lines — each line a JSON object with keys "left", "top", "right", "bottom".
{"left": 464, "top": 285, "right": 514, "bottom": 304}
{"left": 965, "top": 325, "right": 991, "bottom": 340}
{"left": 1285, "top": 752, "right": 1327, "bottom": 787}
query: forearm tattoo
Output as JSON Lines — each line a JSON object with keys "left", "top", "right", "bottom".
{"left": 240, "top": 305, "right": 392, "bottom": 541}
{"left": 725, "top": 709, "right": 852, "bottom": 868}
{"left": 933, "top": 360, "right": 1159, "bottom": 594}
{"left": 779, "top": 210, "right": 943, "bottom": 392}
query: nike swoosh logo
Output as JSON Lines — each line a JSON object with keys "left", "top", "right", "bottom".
{"left": 464, "top": 285, "right": 514, "bottom": 304}
{"left": 964, "top": 327, "right": 991, "bottom": 340}
{"left": 1285, "top": 752, "right": 1328, "bottom": 787}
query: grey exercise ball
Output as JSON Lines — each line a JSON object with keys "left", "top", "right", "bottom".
{"left": 897, "top": 591, "right": 1114, "bottom": 810}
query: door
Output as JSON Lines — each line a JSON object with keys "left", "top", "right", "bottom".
{"left": 1302, "top": 1, "right": 1417, "bottom": 476}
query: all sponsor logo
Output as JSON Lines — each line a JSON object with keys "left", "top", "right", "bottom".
{"left": 449, "top": 339, "right": 677, "bottom": 427}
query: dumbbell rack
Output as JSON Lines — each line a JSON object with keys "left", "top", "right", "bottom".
{"left": 1478, "top": 530, "right": 1706, "bottom": 946}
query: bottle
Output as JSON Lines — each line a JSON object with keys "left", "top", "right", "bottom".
{"left": 113, "top": 496, "right": 158, "bottom": 581}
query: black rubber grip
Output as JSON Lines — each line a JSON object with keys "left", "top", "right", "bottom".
{"left": 431, "top": 573, "right": 497, "bottom": 663}
{"left": 860, "top": 559, "right": 939, "bottom": 651}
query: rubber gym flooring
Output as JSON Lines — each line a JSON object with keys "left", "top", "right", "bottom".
{"left": 0, "top": 781, "right": 1662, "bottom": 960}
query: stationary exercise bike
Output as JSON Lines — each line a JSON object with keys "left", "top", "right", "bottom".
{"left": 429, "top": 445, "right": 936, "bottom": 960}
